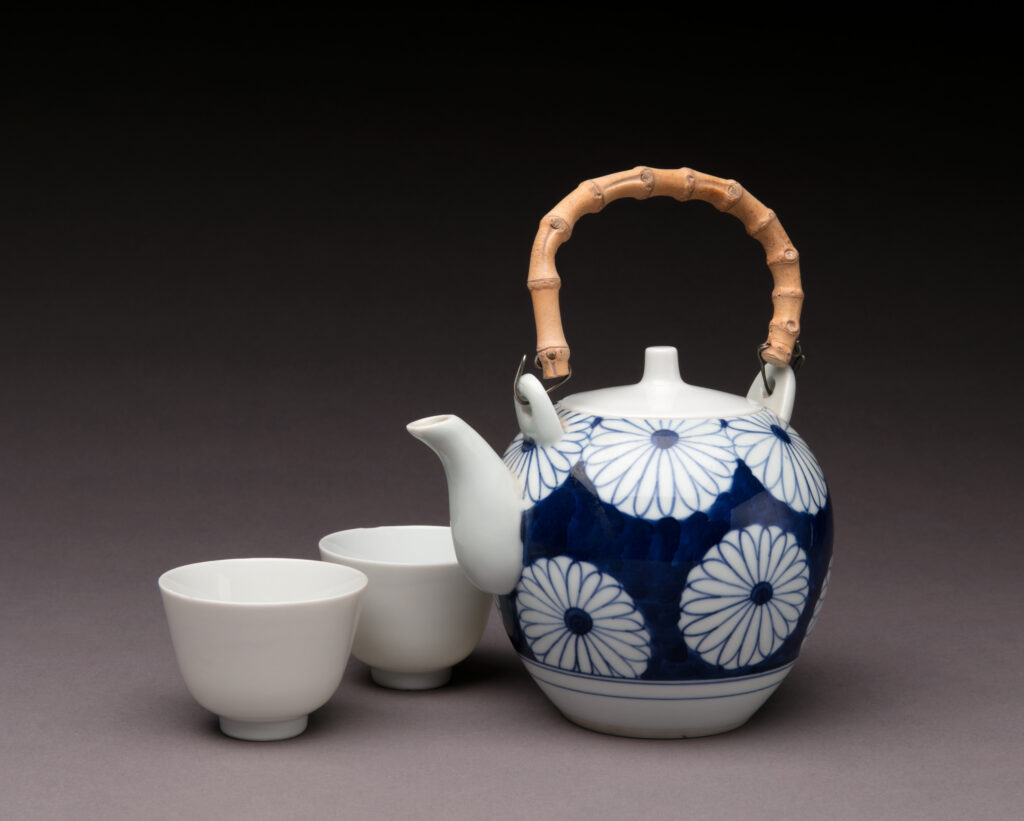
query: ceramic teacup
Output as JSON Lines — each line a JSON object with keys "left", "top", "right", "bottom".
{"left": 159, "top": 557, "right": 367, "bottom": 741}
{"left": 318, "top": 526, "right": 492, "bottom": 690}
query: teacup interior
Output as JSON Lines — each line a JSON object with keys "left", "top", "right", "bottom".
{"left": 160, "top": 558, "right": 367, "bottom": 604}
{"left": 320, "top": 526, "right": 456, "bottom": 567}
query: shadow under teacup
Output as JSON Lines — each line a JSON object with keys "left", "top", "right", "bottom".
{"left": 318, "top": 526, "right": 492, "bottom": 690}
{"left": 159, "top": 558, "right": 367, "bottom": 741}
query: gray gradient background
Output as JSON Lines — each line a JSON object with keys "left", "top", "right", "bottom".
{"left": 2, "top": 44, "right": 1022, "bottom": 819}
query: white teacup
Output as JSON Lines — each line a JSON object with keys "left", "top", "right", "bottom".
{"left": 318, "top": 526, "right": 492, "bottom": 690}
{"left": 159, "top": 558, "right": 367, "bottom": 741}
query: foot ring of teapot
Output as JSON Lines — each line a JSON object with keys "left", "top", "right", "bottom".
{"left": 522, "top": 658, "right": 795, "bottom": 739}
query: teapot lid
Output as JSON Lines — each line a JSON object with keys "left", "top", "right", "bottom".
{"left": 557, "top": 347, "right": 760, "bottom": 419}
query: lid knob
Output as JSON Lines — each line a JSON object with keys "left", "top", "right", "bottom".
{"left": 639, "top": 346, "right": 686, "bottom": 386}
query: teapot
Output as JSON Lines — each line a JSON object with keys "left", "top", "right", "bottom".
{"left": 408, "top": 167, "right": 833, "bottom": 737}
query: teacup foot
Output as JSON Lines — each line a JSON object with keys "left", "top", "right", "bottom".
{"left": 218, "top": 716, "right": 308, "bottom": 741}
{"left": 370, "top": 667, "right": 452, "bottom": 690}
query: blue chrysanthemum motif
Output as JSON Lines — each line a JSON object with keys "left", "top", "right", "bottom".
{"left": 517, "top": 556, "right": 651, "bottom": 678}
{"left": 803, "top": 556, "right": 832, "bottom": 646}
{"left": 503, "top": 408, "right": 593, "bottom": 503}
{"left": 679, "top": 525, "right": 809, "bottom": 670}
{"left": 726, "top": 411, "right": 827, "bottom": 514}
{"left": 581, "top": 418, "right": 735, "bottom": 520}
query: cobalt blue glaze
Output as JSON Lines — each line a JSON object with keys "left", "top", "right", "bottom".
{"left": 499, "top": 409, "right": 833, "bottom": 682}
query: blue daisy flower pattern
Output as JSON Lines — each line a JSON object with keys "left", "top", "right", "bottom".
{"left": 679, "top": 525, "right": 809, "bottom": 670}
{"left": 517, "top": 556, "right": 651, "bottom": 678}
{"left": 726, "top": 411, "right": 827, "bottom": 514}
{"left": 581, "top": 418, "right": 736, "bottom": 520}
{"left": 503, "top": 408, "right": 594, "bottom": 503}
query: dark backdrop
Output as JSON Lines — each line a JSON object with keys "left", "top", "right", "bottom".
{"left": 2, "top": 41, "right": 1020, "bottom": 820}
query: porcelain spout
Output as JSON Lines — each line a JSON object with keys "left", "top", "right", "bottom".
{"left": 406, "top": 415, "right": 524, "bottom": 594}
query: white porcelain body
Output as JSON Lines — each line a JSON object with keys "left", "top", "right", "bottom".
{"left": 159, "top": 558, "right": 367, "bottom": 740}
{"left": 318, "top": 526, "right": 492, "bottom": 689}
{"left": 408, "top": 347, "right": 832, "bottom": 737}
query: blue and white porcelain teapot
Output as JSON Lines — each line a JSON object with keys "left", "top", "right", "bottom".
{"left": 408, "top": 167, "right": 833, "bottom": 738}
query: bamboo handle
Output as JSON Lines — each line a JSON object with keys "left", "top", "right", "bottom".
{"left": 528, "top": 166, "right": 803, "bottom": 378}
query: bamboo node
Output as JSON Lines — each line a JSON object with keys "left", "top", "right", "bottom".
{"left": 749, "top": 210, "right": 778, "bottom": 236}
{"left": 680, "top": 171, "right": 696, "bottom": 200}
{"left": 549, "top": 216, "right": 568, "bottom": 232}
{"left": 721, "top": 181, "right": 745, "bottom": 211}
{"left": 769, "top": 320, "right": 800, "bottom": 337}
{"left": 767, "top": 247, "right": 800, "bottom": 266}
{"left": 587, "top": 180, "right": 604, "bottom": 204}
{"left": 528, "top": 277, "right": 561, "bottom": 291}
{"left": 640, "top": 168, "right": 655, "bottom": 190}
{"left": 536, "top": 346, "right": 570, "bottom": 378}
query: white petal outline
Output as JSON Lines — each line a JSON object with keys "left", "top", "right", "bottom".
{"left": 679, "top": 525, "right": 810, "bottom": 670}
{"left": 582, "top": 418, "right": 736, "bottom": 521}
{"left": 516, "top": 556, "right": 651, "bottom": 678}
{"left": 726, "top": 411, "right": 827, "bottom": 514}
{"left": 502, "top": 408, "right": 595, "bottom": 504}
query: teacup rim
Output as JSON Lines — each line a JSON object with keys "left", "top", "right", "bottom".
{"left": 318, "top": 525, "right": 461, "bottom": 570}
{"left": 158, "top": 557, "right": 368, "bottom": 607}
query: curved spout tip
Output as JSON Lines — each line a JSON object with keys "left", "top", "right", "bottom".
{"left": 407, "top": 415, "right": 456, "bottom": 437}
